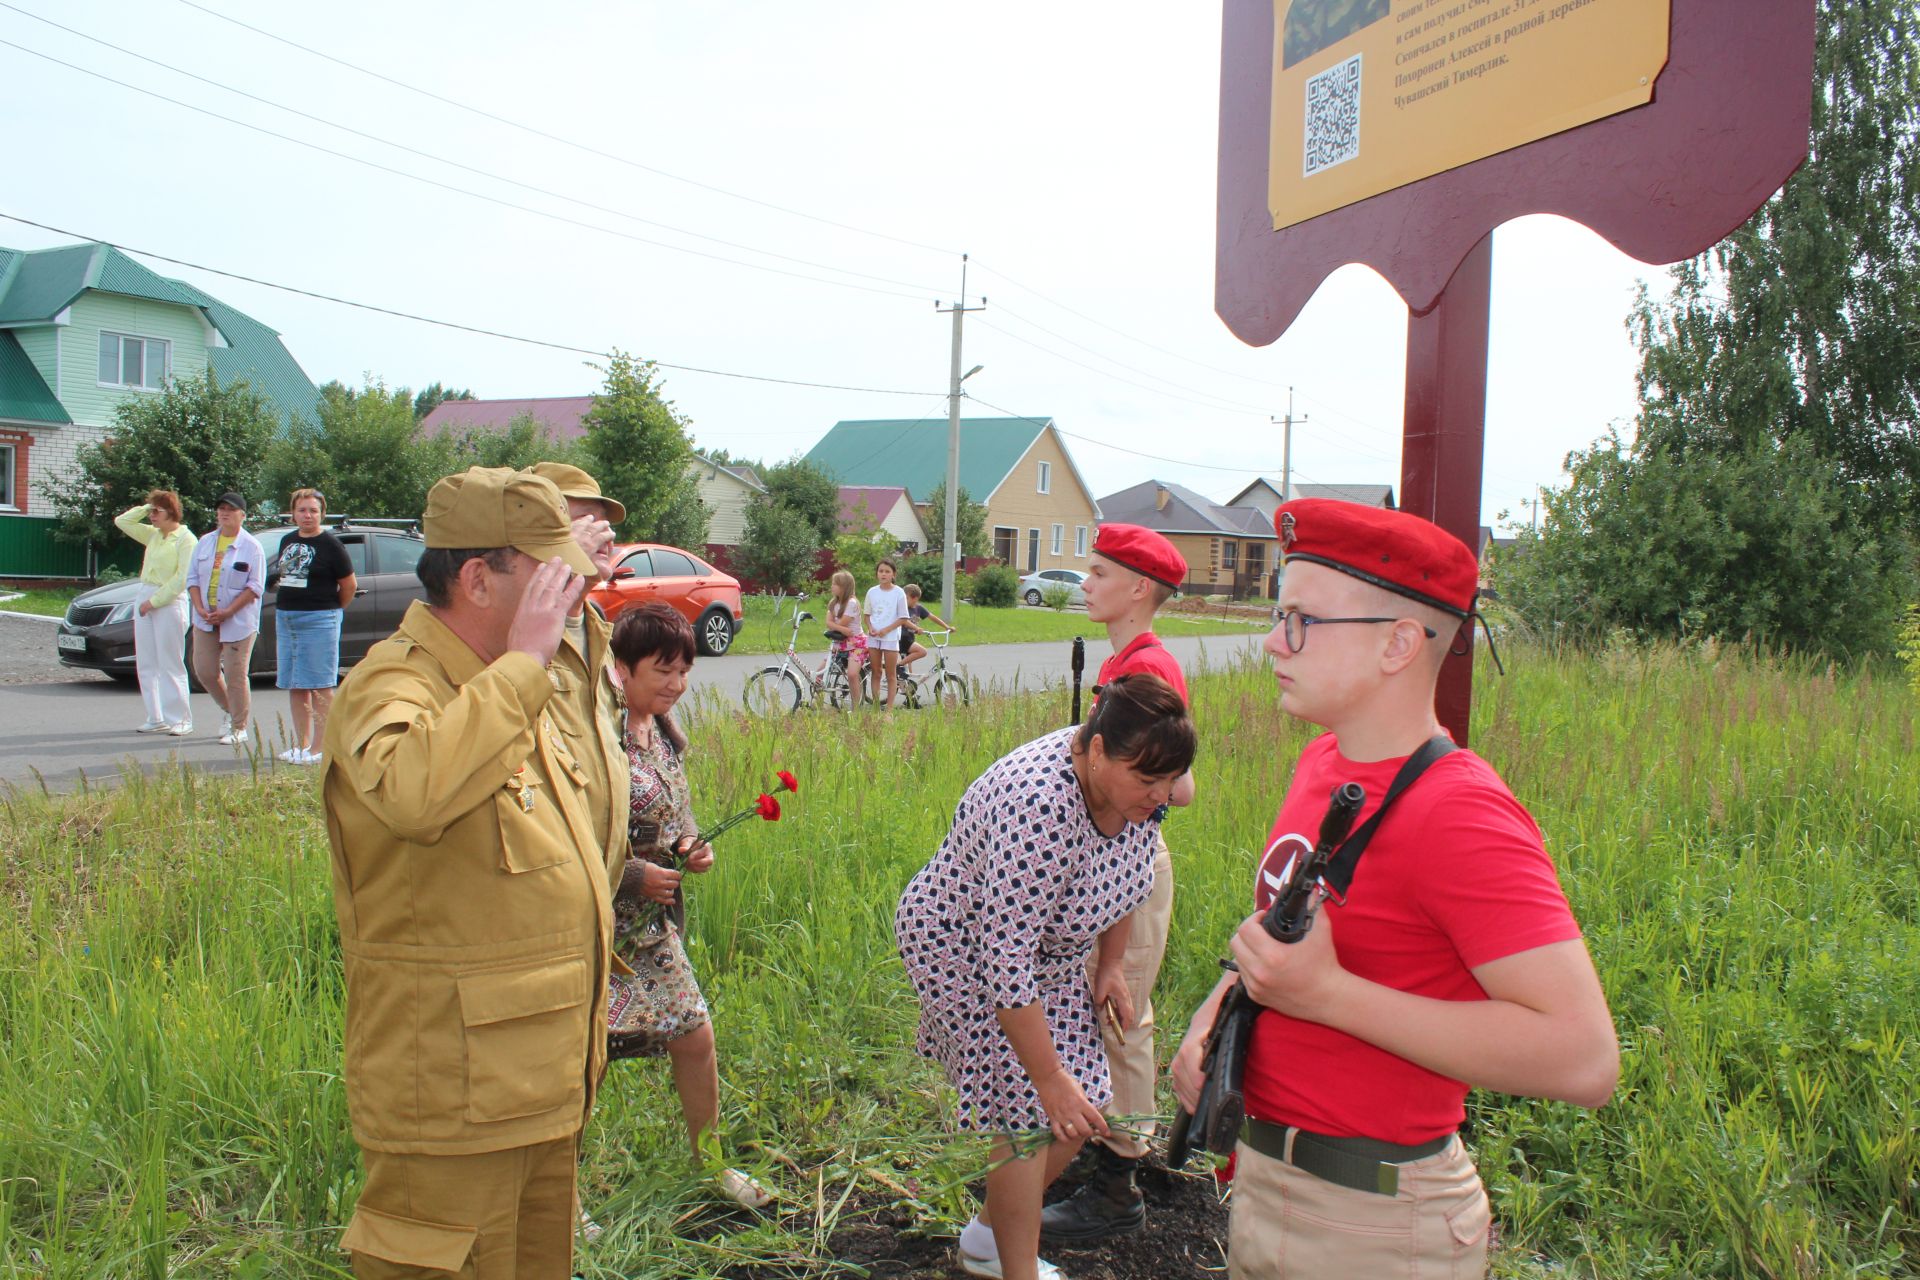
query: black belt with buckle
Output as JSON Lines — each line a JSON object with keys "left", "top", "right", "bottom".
{"left": 1241, "top": 1118, "right": 1453, "bottom": 1197}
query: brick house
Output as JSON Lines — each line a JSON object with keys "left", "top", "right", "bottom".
{"left": 1095, "top": 478, "right": 1281, "bottom": 598}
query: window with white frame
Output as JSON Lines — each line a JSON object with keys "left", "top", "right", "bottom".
{"left": 1037, "top": 461, "right": 1051, "bottom": 494}
{"left": 0, "top": 442, "right": 15, "bottom": 510}
{"left": 1074, "top": 525, "right": 1088, "bottom": 556}
{"left": 1050, "top": 523, "right": 1064, "bottom": 555}
{"left": 97, "top": 333, "right": 170, "bottom": 390}
{"left": 1221, "top": 540, "right": 1239, "bottom": 571}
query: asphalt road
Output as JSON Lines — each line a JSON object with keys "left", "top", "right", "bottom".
{"left": 0, "top": 616, "right": 1264, "bottom": 793}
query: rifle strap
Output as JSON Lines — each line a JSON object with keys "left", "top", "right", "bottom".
{"left": 1320, "top": 735, "right": 1458, "bottom": 897}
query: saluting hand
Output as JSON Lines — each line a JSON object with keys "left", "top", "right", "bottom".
{"left": 570, "top": 514, "right": 617, "bottom": 581}
{"left": 506, "top": 556, "right": 587, "bottom": 666}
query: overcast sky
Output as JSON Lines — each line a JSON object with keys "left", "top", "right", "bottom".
{"left": 0, "top": 0, "right": 1670, "bottom": 528}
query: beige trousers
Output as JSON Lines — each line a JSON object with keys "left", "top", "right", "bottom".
{"left": 1228, "top": 1134, "right": 1491, "bottom": 1280}
{"left": 190, "top": 627, "right": 255, "bottom": 732}
{"left": 342, "top": 1134, "right": 580, "bottom": 1279}
{"left": 1089, "top": 837, "right": 1173, "bottom": 1159}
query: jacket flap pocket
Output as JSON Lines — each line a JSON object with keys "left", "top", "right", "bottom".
{"left": 341, "top": 1204, "right": 477, "bottom": 1270}
{"left": 458, "top": 958, "right": 587, "bottom": 1027}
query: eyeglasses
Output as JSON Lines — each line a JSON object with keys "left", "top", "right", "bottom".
{"left": 1277, "top": 608, "right": 1438, "bottom": 653}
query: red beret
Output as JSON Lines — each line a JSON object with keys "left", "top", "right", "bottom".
{"left": 1275, "top": 498, "right": 1477, "bottom": 617}
{"left": 1092, "top": 523, "right": 1187, "bottom": 590}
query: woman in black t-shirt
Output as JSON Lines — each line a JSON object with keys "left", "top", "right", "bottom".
{"left": 273, "top": 488, "right": 356, "bottom": 765}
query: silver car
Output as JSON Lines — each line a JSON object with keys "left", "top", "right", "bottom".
{"left": 1018, "top": 567, "right": 1088, "bottom": 608}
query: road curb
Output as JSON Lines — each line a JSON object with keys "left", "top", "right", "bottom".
{"left": 0, "top": 609, "right": 60, "bottom": 623}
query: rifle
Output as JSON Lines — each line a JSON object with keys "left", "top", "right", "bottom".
{"left": 1166, "top": 781, "right": 1366, "bottom": 1167}
{"left": 1069, "top": 636, "right": 1086, "bottom": 725}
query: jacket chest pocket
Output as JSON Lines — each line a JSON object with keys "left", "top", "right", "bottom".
{"left": 456, "top": 958, "right": 589, "bottom": 1123}
{"left": 496, "top": 776, "right": 568, "bottom": 873}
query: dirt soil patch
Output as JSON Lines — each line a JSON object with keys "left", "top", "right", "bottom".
{"left": 1163, "top": 597, "right": 1271, "bottom": 623}
{"left": 728, "top": 1158, "right": 1227, "bottom": 1279}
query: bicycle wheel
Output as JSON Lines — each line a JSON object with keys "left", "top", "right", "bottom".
{"left": 742, "top": 667, "right": 803, "bottom": 715}
{"left": 898, "top": 673, "right": 923, "bottom": 710}
{"left": 931, "top": 672, "right": 970, "bottom": 709}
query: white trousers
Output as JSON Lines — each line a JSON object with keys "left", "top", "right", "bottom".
{"left": 133, "top": 590, "right": 192, "bottom": 726}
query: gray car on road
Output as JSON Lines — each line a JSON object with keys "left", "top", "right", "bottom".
{"left": 55, "top": 522, "right": 428, "bottom": 685}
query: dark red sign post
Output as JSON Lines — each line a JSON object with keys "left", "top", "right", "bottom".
{"left": 1217, "top": 0, "right": 1816, "bottom": 744}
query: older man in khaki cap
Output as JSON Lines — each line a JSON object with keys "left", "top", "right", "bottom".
{"left": 323, "top": 467, "right": 613, "bottom": 1279}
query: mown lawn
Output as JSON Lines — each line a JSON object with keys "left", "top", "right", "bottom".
{"left": 1, "top": 642, "right": 1914, "bottom": 1277}
{"left": 724, "top": 594, "right": 1262, "bottom": 657}
{"left": 0, "top": 586, "right": 81, "bottom": 617}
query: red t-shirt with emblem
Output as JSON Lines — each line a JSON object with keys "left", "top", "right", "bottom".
{"left": 1242, "top": 732, "right": 1582, "bottom": 1144}
{"left": 1095, "top": 632, "right": 1188, "bottom": 706}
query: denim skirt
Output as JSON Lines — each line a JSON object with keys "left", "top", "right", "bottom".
{"left": 276, "top": 608, "right": 343, "bottom": 689}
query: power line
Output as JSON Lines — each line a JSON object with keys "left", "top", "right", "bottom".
{"left": 0, "top": 1, "right": 951, "bottom": 298}
{"left": 991, "top": 302, "right": 1270, "bottom": 414}
{"left": 0, "top": 35, "right": 939, "bottom": 304}
{"left": 0, "top": 213, "right": 945, "bottom": 397}
{"left": 960, "top": 392, "right": 1278, "bottom": 476}
{"left": 172, "top": 0, "right": 963, "bottom": 258}
{"left": 974, "top": 319, "right": 1271, "bottom": 419}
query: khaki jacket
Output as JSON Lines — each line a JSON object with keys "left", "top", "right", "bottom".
{"left": 549, "top": 603, "right": 631, "bottom": 886}
{"left": 322, "top": 602, "right": 614, "bottom": 1156}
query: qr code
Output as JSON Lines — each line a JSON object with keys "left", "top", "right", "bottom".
{"left": 1303, "top": 54, "right": 1362, "bottom": 177}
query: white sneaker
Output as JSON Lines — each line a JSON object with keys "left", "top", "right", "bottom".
{"left": 295, "top": 748, "right": 321, "bottom": 765}
{"left": 718, "top": 1168, "right": 773, "bottom": 1209}
{"left": 278, "top": 747, "right": 303, "bottom": 763}
{"left": 136, "top": 719, "right": 168, "bottom": 733}
{"left": 218, "top": 729, "right": 249, "bottom": 746}
{"left": 959, "top": 1251, "right": 1064, "bottom": 1280}
{"left": 168, "top": 722, "right": 194, "bottom": 737}
{"left": 577, "top": 1208, "right": 604, "bottom": 1245}
{"left": 219, "top": 714, "right": 232, "bottom": 735}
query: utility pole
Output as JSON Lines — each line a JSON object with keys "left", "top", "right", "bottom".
{"left": 1270, "top": 387, "right": 1307, "bottom": 500}
{"left": 936, "top": 254, "right": 986, "bottom": 625}
{"left": 1524, "top": 490, "right": 1540, "bottom": 533}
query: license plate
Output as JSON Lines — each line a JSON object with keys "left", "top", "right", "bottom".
{"left": 57, "top": 633, "right": 87, "bottom": 653}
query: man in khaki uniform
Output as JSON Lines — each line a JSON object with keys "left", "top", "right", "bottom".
{"left": 323, "top": 467, "right": 610, "bottom": 1279}
{"left": 525, "top": 462, "right": 629, "bottom": 885}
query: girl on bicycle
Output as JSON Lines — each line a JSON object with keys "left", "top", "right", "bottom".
{"left": 899, "top": 581, "right": 956, "bottom": 672}
{"left": 825, "top": 569, "right": 866, "bottom": 707}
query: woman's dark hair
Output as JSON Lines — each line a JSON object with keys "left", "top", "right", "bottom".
{"left": 416, "top": 547, "right": 514, "bottom": 608}
{"left": 146, "top": 489, "right": 183, "bottom": 523}
{"left": 611, "top": 601, "right": 697, "bottom": 668}
{"left": 1075, "top": 672, "right": 1196, "bottom": 776}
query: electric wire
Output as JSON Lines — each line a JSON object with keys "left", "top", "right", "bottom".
{"left": 172, "top": 0, "right": 963, "bottom": 258}
{"left": 0, "top": 213, "right": 945, "bottom": 397}
{"left": 974, "top": 319, "right": 1274, "bottom": 419}
{"left": 0, "top": 35, "right": 939, "bottom": 303}
{"left": 990, "top": 302, "right": 1271, "bottom": 414}
{"left": 961, "top": 392, "right": 1281, "bottom": 477}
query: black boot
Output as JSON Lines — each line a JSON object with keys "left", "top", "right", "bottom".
{"left": 1039, "top": 1144, "right": 1146, "bottom": 1244}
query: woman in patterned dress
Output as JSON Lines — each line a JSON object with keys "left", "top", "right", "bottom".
{"left": 606, "top": 602, "right": 769, "bottom": 1208}
{"left": 896, "top": 674, "right": 1197, "bottom": 1280}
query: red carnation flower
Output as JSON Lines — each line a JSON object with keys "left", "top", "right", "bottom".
{"left": 776, "top": 770, "right": 799, "bottom": 794}
{"left": 755, "top": 793, "right": 782, "bottom": 822}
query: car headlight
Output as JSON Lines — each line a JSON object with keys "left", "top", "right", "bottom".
{"left": 104, "top": 602, "right": 134, "bottom": 625}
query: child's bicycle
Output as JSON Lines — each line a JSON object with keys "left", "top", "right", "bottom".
{"left": 741, "top": 600, "right": 859, "bottom": 714}
{"left": 897, "top": 629, "right": 970, "bottom": 710}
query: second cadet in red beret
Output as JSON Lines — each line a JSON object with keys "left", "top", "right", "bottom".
{"left": 1042, "top": 520, "right": 1194, "bottom": 1245}
{"left": 1170, "top": 497, "right": 1618, "bottom": 1279}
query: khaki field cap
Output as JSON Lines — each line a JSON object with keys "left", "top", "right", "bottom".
{"left": 422, "top": 466, "right": 597, "bottom": 577}
{"left": 528, "top": 461, "right": 627, "bottom": 525}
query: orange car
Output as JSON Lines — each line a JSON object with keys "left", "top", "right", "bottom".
{"left": 587, "top": 542, "right": 744, "bottom": 655}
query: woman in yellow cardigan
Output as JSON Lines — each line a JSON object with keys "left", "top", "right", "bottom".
{"left": 114, "top": 489, "right": 196, "bottom": 734}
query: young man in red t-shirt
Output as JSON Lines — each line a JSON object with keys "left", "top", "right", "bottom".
{"left": 1171, "top": 499, "right": 1617, "bottom": 1280}
{"left": 1041, "top": 523, "right": 1196, "bottom": 1245}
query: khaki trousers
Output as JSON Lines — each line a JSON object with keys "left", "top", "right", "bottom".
{"left": 1228, "top": 1134, "right": 1491, "bottom": 1280}
{"left": 341, "top": 1134, "right": 579, "bottom": 1279}
{"left": 1089, "top": 837, "right": 1173, "bottom": 1159}
{"left": 190, "top": 627, "right": 256, "bottom": 732}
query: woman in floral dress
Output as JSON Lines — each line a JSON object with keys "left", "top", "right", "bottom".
{"left": 896, "top": 674, "right": 1197, "bottom": 1280}
{"left": 606, "top": 602, "right": 769, "bottom": 1208}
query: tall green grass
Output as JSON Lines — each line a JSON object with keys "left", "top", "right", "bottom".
{"left": 1, "top": 642, "right": 1914, "bottom": 1277}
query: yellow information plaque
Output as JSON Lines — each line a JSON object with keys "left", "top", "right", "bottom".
{"left": 1269, "top": 0, "right": 1670, "bottom": 231}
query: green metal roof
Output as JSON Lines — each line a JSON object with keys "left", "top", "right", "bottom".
{"left": 0, "top": 242, "right": 320, "bottom": 430}
{"left": 0, "top": 242, "right": 201, "bottom": 324}
{"left": 0, "top": 330, "right": 71, "bottom": 424}
{"left": 803, "top": 416, "right": 1052, "bottom": 500}
{"left": 165, "top": 277, "right": 320, "bottom": 428}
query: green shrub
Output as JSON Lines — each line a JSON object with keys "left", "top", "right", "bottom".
{"left": 1900, "top": 605, "right": 1920, "bottom": 695}
{"left": 1041, "top": 583, "right": 1074, "bottom": 611}
{"left": 969, "top": 565, "right": 1017, "bottom": 608}
{"left": 900, "top": 554, "right": 944, "bottom": 601}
